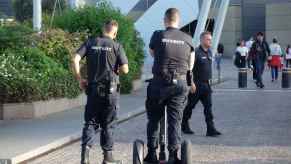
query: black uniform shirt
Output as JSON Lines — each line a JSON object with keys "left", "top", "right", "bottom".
{"left": 193, "top": 45, "right": 212, "bottom": 82}
{"left": 252, "top": 40, "right": 270, "bottom": 61}
{"left": 76, "top": 36, "right": 128, "bottom": 83}
{"left": 149, "top": 27, "right": 194, "bottom": 75}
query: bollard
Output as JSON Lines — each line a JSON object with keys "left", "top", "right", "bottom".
{"left": 282, "top": 68, "right": 291, "bottom": 88}
{"left": 238, "top": 68, "right": 248, "bottom": 88}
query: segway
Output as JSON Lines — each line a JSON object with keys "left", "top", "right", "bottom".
{"left": 133, "top": 107, "right": 192, "bottom": 164}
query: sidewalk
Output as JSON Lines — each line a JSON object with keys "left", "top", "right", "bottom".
{"left": 0, "top": 86, "right": 147, "bottom": 164}
{"left": 2, "top": 59, "right": 287, "bottom": 163}
{"left": 29, "top": 59, "right": 291, "bottom": 164}
{"left": 213, "top": 58, "right": 290, "bottom": 90}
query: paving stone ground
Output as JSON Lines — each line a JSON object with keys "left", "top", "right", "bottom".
{"left": 29, "top": 60, "right": 291, "bottom": 164}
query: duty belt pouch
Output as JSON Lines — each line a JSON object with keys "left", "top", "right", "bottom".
{"left": 161, "top": 69, "right": 178, "bottom": 85}
{"left": 109, "top": 81, "right": 118, "bottom": 94}
{"left": 96, "top": 82, "right": 109, "bottom": 97}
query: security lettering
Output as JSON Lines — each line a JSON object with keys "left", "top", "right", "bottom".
{"left": 162, "top": 38, "right": 185, "bottom": 45}
{"left": 92, "top": 46, "right": 112, "bottom": 52}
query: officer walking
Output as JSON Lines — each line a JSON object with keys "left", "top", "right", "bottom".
{"left": 73, "top": 20, "right": 129, "bottom": 164}
{"left": 182, "top": 31, "right": 222, "bottom": 137}
{"left": 144, "top": 8, "right": 196, "bottom": 164}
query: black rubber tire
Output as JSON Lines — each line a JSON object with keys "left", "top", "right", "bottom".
{"left": 133, "top": 139, "right": 144, "bottom": 164}
{"left": 181, "top": 140, "right": 192, "bottom": 164}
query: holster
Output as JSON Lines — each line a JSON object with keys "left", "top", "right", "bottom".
{"left": 95, "top": 82, "right": 118, "bottom": 97}
{"left": 160, "top": 69, "right": 179, "bottom": 85}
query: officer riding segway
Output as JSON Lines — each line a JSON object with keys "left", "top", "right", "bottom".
{"left": 73, "top": 20, "right": 129, "bottom": 164}
{"left": 132, "top": 8, "right": 196, "bottom": 164}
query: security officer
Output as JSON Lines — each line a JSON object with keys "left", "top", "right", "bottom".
{"left": 144, "top": 8, "right": 196, "bottom": 164}
{"left": 73, "top": 20, "right": 129, "bottom": 164}
{"left": 182, "top": 31, "right": 222, "bottom": 137}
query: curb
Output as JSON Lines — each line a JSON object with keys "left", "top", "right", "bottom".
{"left": 2, "top": 78, "right": 226, "bottom": 164}
{"left": 1, "top": 107, "right": 146, "bottom": 164}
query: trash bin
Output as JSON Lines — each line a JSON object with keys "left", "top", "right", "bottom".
{"left": 281, "top": 68, "right": 291, "bottom": 88}
{"left": 238, "top": 68, "right": 248, "bottom": 88}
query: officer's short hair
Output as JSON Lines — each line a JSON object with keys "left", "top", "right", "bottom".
{"left": 164, "top": 8, "right": 180, "bottom": 23}
{"left": 200, "top": 31, "right": 212, "bottom": 40}
{"left": 103, "top": 20, "right": 118, "bottom": 33}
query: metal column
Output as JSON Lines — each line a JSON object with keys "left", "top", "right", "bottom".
{"left": 211, "top": 0, "right": 230, "bottom": 82}
{"left": 193, "top": 0, "right": 212, "bottom": 47}
{"left": 212, "top": 0, "right": 230, "bottom": 54}
{"left": 33, "top": 0, "right": 42, "bottom": 32}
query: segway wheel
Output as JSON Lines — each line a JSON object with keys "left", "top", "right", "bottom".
{"left": 133, "top": 139, "right": 144, "bottom": 164}
{"left": 181, "top": 140, "right": 192, "bottom": 164}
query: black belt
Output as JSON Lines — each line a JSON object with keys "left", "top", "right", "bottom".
{"left": 195, "top": 80, "right": 210, "bottom": 84}
{"left": 153, "top": 74, "right": 187, "bottom": 80}
{"left": 153, "top": 74, "right": 187, "bottom": 85}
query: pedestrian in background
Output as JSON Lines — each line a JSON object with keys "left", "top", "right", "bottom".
{"left": 285, "top": 45, "right": 291, "bottom": 68}
{"left": 236, "top": 40, "right": 248, "bottom": 68}
{"left": 251, "top": 32, "right": 270, "bottom": 88}
{"left": 269, "top": 38, "right": 283, "bottom": 82}
{"left": 215, "top": 43, "right": 224, "bottom": 80}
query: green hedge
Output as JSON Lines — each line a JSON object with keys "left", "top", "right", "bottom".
{"left": 0, "top": 25, "right": 81, "bottom": 103}
{"left": 36, "top": 29, "right": 86, "bottom": 69}
{"left": 1, "top": 1, "right": 144, "bottom": 104}
{"left": 0, "top": 47, "right": 79, "bottom": 103}
{"left": 0, "top": 24, "right": 34, "bottom": 51}
{"left": 53, "top": 3, "right": 145, "bottom": 93}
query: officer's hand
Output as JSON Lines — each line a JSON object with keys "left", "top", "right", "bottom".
{"left": 79, "top": 79, "right": 88, "bottom": 90}
{"left": 190, "top": 83, "right": 196, "bottom": 94}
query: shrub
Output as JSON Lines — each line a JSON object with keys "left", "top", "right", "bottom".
{"left": 0, "top": 47, "right": 80, "bottom": 103}
{"left": 0, "top": 24, "right": 83, "bottom": 103}
{"left": 53, "top": 3, "right": 145, "bottom": 93}
{"left": 35, "top": 29, "right": 87, "bottom": 69}
{"left": 0, "top": 24, "right": 34, "bottom": 52}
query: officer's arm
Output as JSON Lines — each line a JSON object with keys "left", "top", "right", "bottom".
{"left": 189, "top": 51, "right": 195, "bottom": 70}
{"left": 149, "top": 48, "right": 154, "bottom": 57}
{"left": 73, "top": 54, "right": 82, "bottom": 80}
{"left": 187, "top": 51, "right": 195, "bottom": 88}
{"left": 73, "top": 42, "right": 87, "bottom": 81}
{"left": 116, "top": 44, "right": 129, "bottom": 74}
{"left": 119, "top": 64, "right": 129, "bottom": 74}
{"left": 149, "top": 31, "right": 158, "bottom": 57}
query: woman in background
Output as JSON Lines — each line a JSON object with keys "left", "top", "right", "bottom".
{"left": 236, "top": 40, "right": 249, "bottom": 68}
{"left": 269, "top": 38, "right": 283, "bottom": 82}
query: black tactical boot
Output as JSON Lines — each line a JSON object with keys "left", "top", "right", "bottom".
{"left": 206, "top": 123, "right": 222, "bottom": 137}
{"left": 81, "top": 146, "right": 90, "bottom": 164}
{"left": 103, "top": 151, "right": 122, "bottom": 164}
{"left": 168, "top": 149, "right": 181, "bottom": 164}
{"left": 182, "top": 119, "right": 194, "bottom": 134}
{"left": 144, "top": 149, "right": 158, "bottom": 164}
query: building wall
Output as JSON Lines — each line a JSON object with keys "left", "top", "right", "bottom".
{"left": 266, "top": 2, "right": 291, "bottom": 50}
{"left": 0, "top": 0, "right": 13, "bottom": 17}
{"left": 219, "top": 5, "right": 242, "bottom": 57}
{"left": 241, "top": 0, "right": 266, "bottom": 40}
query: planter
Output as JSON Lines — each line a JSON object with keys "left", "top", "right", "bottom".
{"left": 0, "top": 94, "right": 86, "bottom": 120}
